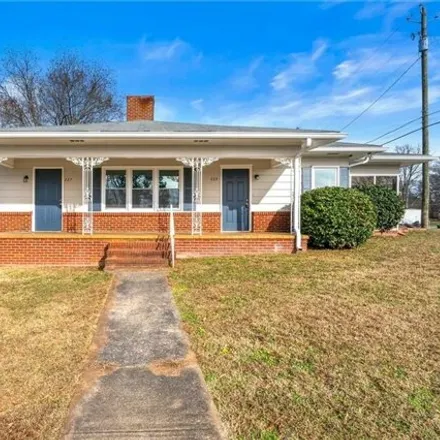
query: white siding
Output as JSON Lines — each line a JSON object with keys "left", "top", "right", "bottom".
{"left": 0, "top": 159, "right": 82, "bottom": 212}
{"left": 0, "top": 157, "right": 356, "bottom": 214}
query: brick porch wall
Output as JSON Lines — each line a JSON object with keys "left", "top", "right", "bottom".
{"left": 252, "top": 211, "right": 290, "bottom": 233}
{"left": 0, "top": 211, "right": 291, "bottom": 233}
{"left": 62, "top": 212, "right": 221, "bottom": 233}
{"left": 0, "top": 213, "right": 32, "bottom": 232}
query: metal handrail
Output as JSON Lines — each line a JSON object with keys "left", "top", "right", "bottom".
{"left": 169, "top": 205, "right": 175, "bottom": 268}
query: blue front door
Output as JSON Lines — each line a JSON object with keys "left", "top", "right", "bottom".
{"left": 35, "top": 169, "right": 62, "bottom": 231}
{"left": 222, "top": 169, "right": 250, "bottom": 231}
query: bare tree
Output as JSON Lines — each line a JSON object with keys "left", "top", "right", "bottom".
{"left": 0, "top": 50, "right": 43, "bottom": 126}
{"left": 395, "top": 144, "right": 422, "bottom": 208}
{"left": 0, "top": 50, "right": 122, "bottom": 127}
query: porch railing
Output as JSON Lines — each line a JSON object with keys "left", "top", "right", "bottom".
{"left": 169, "top": 205, "right": 175, "bottom": 268}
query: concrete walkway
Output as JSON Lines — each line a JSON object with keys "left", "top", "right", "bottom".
{"left": 65, "top": 271, "right": 224, "bottom": 440}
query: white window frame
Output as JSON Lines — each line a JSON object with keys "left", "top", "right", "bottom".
{"left": 349, "top": 174, "right": 399, "bottom": 194}
{"left": 311, "top": 166, "right": 339, "bottom": 189}
{"left": 101, "top": 166, "right": 183, "bottom": 212}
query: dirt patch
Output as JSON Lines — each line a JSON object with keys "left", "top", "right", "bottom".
{"left": 148, "top": 351, "right": 198, "bottom": 377}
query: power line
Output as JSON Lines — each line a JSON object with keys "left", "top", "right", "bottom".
{"left": 341, "top": 56, "right": 420, "bottom": 131}
{"left": 366, "top": 108, "right": 440, "bottom": 144}
{"left": 381, "top": 119, "right": 440, "bottom": 146}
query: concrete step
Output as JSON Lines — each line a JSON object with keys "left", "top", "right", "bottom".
{"left": 107, "top": 249, "right": 167, "bottom": 258}
{"left": 105, "top": 263, "right": 169, "bottom": 271}
{"left": 109, "top": 240, "right": 168, "bottom": 250}
{"left": 105, "top": 239, "right": 171, "bottom": 270}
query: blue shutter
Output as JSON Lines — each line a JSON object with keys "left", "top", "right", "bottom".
{"left": 93, "top": 168, "right": 102, "bottom": 212}
{"left": 302, "top": 167, "right": 312, "bottom": 193}
{"left": 340, "top": 167, "right": 349, "bottom": 188}
{"left": 183, "top": 167, "right": 193, "bottom": 211}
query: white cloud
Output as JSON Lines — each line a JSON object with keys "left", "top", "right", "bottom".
{"left": 190, "top": 98, "right": 204, "bottom": 112}
{"left": 333, "top": 50, "right": 414, "bottom": 80}
{"left": 155, "top": 101, "right": 176, "bottom": 121}
{"left": 271, "top": 39, "right": 328, "bottom": 91}
{"left": 138, "top": 37, "right": 200, "bottom": 63}
{"left": 355, "top": 2, "right": 387, "bottom": 20}
{"left": 230, "top": 56, "right": 263, "bottom": 92}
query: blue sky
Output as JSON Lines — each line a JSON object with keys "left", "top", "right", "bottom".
{"left": 2, "top": 1, "right": 440, "bottom": 153}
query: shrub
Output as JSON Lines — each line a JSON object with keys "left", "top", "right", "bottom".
{"left": 357, "top": 185, "right": 405, "bottom": 232}
{"left": 301, "top": 187, "right": 377, "bottom": 249}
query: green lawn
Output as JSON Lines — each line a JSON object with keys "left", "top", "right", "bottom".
{"left": 0, "top": 268, "right": 111, "bottom": 439}
{"left": 171, "top": 231, "right": 440, "bottom": 439}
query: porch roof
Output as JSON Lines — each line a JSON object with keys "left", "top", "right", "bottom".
{"left": 0, "top": 119, "right": 348, "bottom": 159}
{"left": 0, "top": 119, "right": 341, "bottom": 134}
{"left": 367, "top": 153, "right": 438, "bottom": 166}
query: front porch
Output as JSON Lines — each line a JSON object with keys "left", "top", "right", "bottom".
{"left": 0, "top": 231, "right": 308, "bottom": 268}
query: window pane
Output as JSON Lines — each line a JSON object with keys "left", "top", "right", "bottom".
{"left": 376, "top": 176, "right": 397, "bottom": 191}
{"left": 159, "top": 170, "right": 180, "bottom": 208}
{"left": 351, "top": 176, "right": 374, "bottom": 188}
{"left": 132, "top": 170, "right": 153, "bottom": 208}
{"left": 314, "top": 168, "right": 337, "bottom": 188}
{"left": 105, "top": 170, "right": 126, "bottom": 208}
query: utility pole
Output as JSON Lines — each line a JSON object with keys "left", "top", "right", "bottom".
{"left": 420, "top": 4, "right": 430, "bottom": 228}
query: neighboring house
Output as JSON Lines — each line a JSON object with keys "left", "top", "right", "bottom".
{"left": 0, "top": 95, "right": 435, "bottom": 266}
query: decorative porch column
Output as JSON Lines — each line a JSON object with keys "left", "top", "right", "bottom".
{"left": 176, "top": 157, "right": 218, "bottom": 235}
{"left": 66, "top": 157, "right": 108, "bottom": 234}
{"left": 274, "top": 156, "right": 302, "bottom": 251}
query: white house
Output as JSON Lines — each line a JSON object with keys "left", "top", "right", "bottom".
{"left": 0, "top": 95, "right": 435, "bottom": 267}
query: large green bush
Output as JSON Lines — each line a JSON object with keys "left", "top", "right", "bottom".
{"left": 301, "top": 187, "right": 377, "bottom": 249}
{"left": 357, "top": 185, "right": 405, "bottom": 231}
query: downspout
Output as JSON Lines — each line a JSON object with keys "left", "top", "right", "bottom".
{"left": 294, "top": 138, "right": 312, "bottom": 251}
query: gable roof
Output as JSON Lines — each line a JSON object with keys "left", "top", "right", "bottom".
{"left": 0, "top": 119, "right": 340, "bottom": 134}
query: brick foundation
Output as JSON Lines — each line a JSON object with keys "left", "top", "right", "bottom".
{"left": 0, "top": 238, "right": 109, "bottom": 266}
{"left": 175, "top": 237, "right": 295, "bottom": 258}
{"left": 0, "top": 234, "right": 308, "bottom": 267}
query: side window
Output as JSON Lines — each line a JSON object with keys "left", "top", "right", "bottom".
{"left": 313, "top": 167, "right": 338, "bottom": 189}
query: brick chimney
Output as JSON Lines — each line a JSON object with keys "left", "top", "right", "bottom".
{"left": 126, "top": 95, "right": 155, "bottom": 121}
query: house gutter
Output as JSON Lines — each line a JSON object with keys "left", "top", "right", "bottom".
{"left": 349, "top": 153, "right": 372, "bottom": 168}
{"left": 0, "top": 131, "right": 346, "bottom": 141}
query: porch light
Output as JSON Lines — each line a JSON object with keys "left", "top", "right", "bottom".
{"left": 254, "top": 174, "right": 260, "bottom": 180}
{"left": 23, "top": 175, "right": 29, "bottom": 183}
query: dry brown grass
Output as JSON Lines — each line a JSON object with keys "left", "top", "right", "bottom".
{"left": 0, "top": 268, "right": 111, "bottom": 440}
{"left": 170, "top": 231, "right": 440, "bottom": 440}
